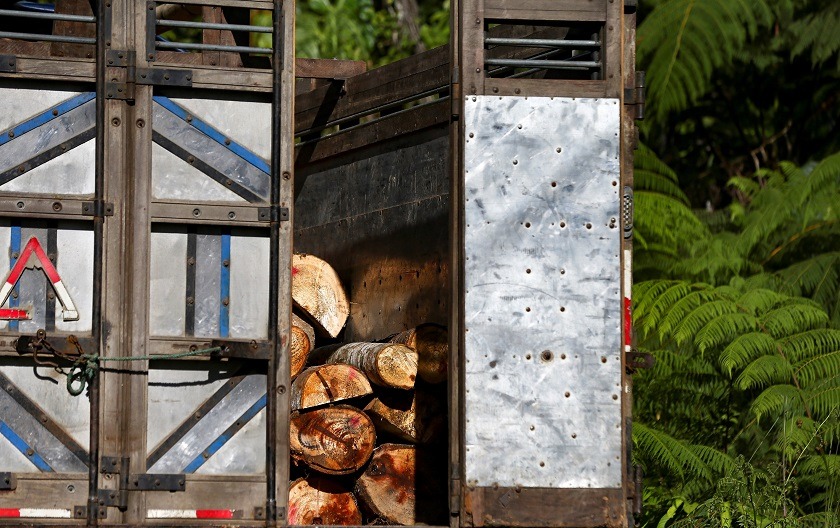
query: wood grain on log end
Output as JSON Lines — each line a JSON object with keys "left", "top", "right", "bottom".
{"left": 292, "top": 253, "right": 349, "bottom": 338}
{"left": 291, "top": 364, "right": 373, "bottom": 411}
{"left": 290, "top": 405, "right": 376, "bottom": 475}
{"left": 326, "top": 342, "right": 418, "bottom": 390}
{"left": 288, "top": 477, "right": 363, "bottom": 525}
{"left": 291, "top": 313, "right": 316, "bottom": 379}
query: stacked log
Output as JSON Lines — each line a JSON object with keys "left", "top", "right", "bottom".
{"left": 289, "top": 253, "right": 448, "bottom": 525}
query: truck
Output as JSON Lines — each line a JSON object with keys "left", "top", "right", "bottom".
{"left": 0, "top": 0, "right": 643, "bottom": 525}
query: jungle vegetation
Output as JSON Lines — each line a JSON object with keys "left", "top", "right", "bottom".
{"left": 286, "top": 0, "right": 840, "bottom": 523}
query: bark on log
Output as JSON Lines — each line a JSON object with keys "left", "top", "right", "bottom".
{"left": 291, "top": 364, "right": 373, "bottom": 411}
{"left": 389, "top": 323, "right": 448, "bottom": 384}
{"left": 291, "top": 313, "right": 316, "bottom": 379}
{"left": 326, "top": 343, "right": 418, "bottom": 390}
{"left": 355, "top": 444, "right": 445, "bottom": 525}
{"left": 290, "top": 405, "right": 376, "bottom": 475}
{"left": 292, "top": 253, "right": 349, "bottom": 338}
{"left": 288, "top": 477, "right": 363, "bottom": 525}
{"left": 364, "top": 389, "right": 445, "bottom": 444}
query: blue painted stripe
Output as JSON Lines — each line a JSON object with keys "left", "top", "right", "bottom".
{"left": 0, "top": 421, "right": 54, "bottom": 472}
{"left": 0, "top": 92, "right": 95, "bottom": 147}
{"left": 152, "top": 96, "right": 271, "bottom": 175}
{"left": 220, "top": 232, "right": 231, "bottom": 338}
{"left": 8, "top": 225, "right": 21, "bottom": 332}
{"left": 182, "top": 394, "right": 267, "bottom": 473}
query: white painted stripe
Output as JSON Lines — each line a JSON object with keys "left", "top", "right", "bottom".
{"left": 623, "top": 248, "right": 632, "bottom": 298}
{"left": 0, "top": 281, "right": 14, "bottom": 305}
{"left": 52, "top": 280, "right": 79, "bottom": 321}
{"left": 148, "top": 509, "right": 198, "bottom": 519}
{"left": 19, "top": 508, "right": 72, "bottom": 518}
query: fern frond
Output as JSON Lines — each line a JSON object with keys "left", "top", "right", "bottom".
{"left": 694, "top": 313, "right": 758, "bottom": 353}
{"left": 781, "top": 329, "right": 840, "bottom": 363}
{"left": 750, "top": 384, "right": 803, "bottom": 421}
{"left": 672, "top": 299, "right": 740, "bottom": 346}
{"left": 761, "top": 300, "right": 829, "bottom": 338}
{"left": 633, "top": 422, "right": 715, "bottom": 482}
{"left": 806, "top": 386, "right": 840, "bottom": 419}
{"left": 719, "top": 332, "right": 777, "bottom": 375}
{"left": 795, "top": 349, "right": 840, "bottom": 386}
{"left": 734, "top": 354, "right": 793, "bottom": 390}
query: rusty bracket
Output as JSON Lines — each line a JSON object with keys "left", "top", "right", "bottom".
{"left": 104, "top": 49, "right": 192, "bottom": 101}
{"left": 211, "top": 339, "right": 272, "bottom": 360}
{"left": 0, "top": 54, "right": 16, "bottom": 73}
{"left": 129, "top": 473, "right": 186, "bottom": 492}
{"left": 625, "top": 350, "right": 654, "bottom": 373}
{"left": 0, "top": 472, "right": 16, "bottom": 490}
{"left": 623, "top": 71, "right": 645, "bottom": 120}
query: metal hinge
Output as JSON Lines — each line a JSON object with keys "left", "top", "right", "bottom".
{"left": 105, "top": 50, "right": 193, "bottom": 101}
{"left": 94, "top": 456, "right": 186, "bottom": 514}
{"left": 82, "top": 201, "right": 115, "bottom": 217}
{"left": 258, "top": 206, "right": 290, "bottom": 222}
{"left": 623, "top": 71, "right": 645, "bottom": 120}
{"left": 0, "top": 54, "right": 16, "bottom": 73}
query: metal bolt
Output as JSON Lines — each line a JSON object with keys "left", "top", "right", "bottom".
{"left": 541, "top": 350, "right": 553, "bottom": 361}
{"left": 16, "top": 201, "right": 24, "bottom": 209}
{"left": 276, "top": 385, "right": 286, "bottom": 394}
{"left": 225, "top": 138, "right": 231, "bottom": 145}
{"left": 26, "top": 448, "right": 34, "bottom": 456}
{"left": 186, "top": 114, "right": 193, "bottom": 122}
{"left": 515, "top": 88, "right": 521, "bottom": 94}
{"left": 52, "top": 201, "right": 62, "bottom": 212}
{"left": 187, "top": 256, "right": 195, "bottom": 265}
{"left": 283, "top": 171, "right": 291, "bottom": 180}
{"left": 186, "top": 296, "right": 194, "bottom": 305}
{"left": 192, "top": 208, "right": 201, "bottom": 217}
{"left": 222, "top": 297, "right": 230, "bottom": 307}
{"left": 612, "top": 394, "right": 619, "bottom": 400}
{"left": 136, "top": 119, "right": 145, "bottom": 128}
{"left": 52, "top": 109, "right": 59, "bottom": 116}
{"left": 111, "top": 117, "right": 120, "bottom": 127}
{"left": 565, "top": 391, "right": 570, "bottom": 398}
{"left": 8, "top": 131, "right": 14, "bottom": 138}
{"left": 187, "top": 155, "right": 195, "bottom": 164}
{"left": 222, "top": 259, "right": 230, "bottom": 267}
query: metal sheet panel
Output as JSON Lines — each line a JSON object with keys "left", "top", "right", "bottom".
{"left": 149, "top": 231, "right": 187, "bottom": 337}
{"left": 172, "top": 98, "right": 271, "bottom": 160}
{"left": 229, "top": 232, "right": 269, "bottom": 339}
{"left": 151, "top": 143, "right": 247, "bottom": 203}
{"left": 54, "top": 226, "right": 94, "bottom": 333}
{"left": 0, "top": 141, "right": 95, "bottom": 196}
{"left": 463, "top": 96, "right": 622, "bottom": 489}
{"left": 195, "top": 234, "right": 222, "bottom": 338}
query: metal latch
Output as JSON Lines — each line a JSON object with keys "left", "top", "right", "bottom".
{"left": 105, "top": 50, "right": 193, "bottom": 101}
{"left": 625, "top": 350, "right": 654, "bottom": 373}
{"left": 211, "top": 339, "right": 272, "bottom": 360}
{"left": 0, "top": 472, "right": 16, "bottom": 490}
{"left": 624, "top": 71, "right": 645, "bottom": 120}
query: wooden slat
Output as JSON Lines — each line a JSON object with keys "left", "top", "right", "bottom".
{"left": 296, "top": 58, "right": 367, "bottom": 79}
{"left": 484, "top": 0, "right": 608, "bottom": 22}
{"left": 295, "top": 99, "right": 449, "bottom": 166}
{"left": 464, "top": 487, "right": 626, "bottom": 528}
{"left": 485, "top": 77, "right": 609, "bottom": 98}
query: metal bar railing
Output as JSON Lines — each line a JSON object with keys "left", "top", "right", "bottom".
{"left": 155, "top": 40, "right": 270, "bottom": 54}
{"left": 0, "top": 8, "right": 95, "bottom": 23}
{"left": 0, "top": 31, "right": 95, "bottom": 44}
{"left": 485, "top": 58, "right": 600, "bottom": 70}
{"left": 485, "top": 37, "right": 600, "bottom": 48}
{"left": 156, "top": 19, "right": 272, "bottom": 33}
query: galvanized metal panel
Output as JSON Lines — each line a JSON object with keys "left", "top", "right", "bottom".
{"left": 463, "top": 96, "right": 622, "bottom": 489}
{"left": 195, "top": 409, "right": 265, "bottom": 475}
{"left": 194, "top": 234, "right": 222, "bottom": 338}
{"left": 147, "top": 373, "right": 265, "bottom": 474}
{"left": 54, "top": 226, "right": 94, "bottom": 333}
{"left": 229, "top": 232, "right": 269, "bottom": 339}
{"left": 151, "top": 144, "right": 246, "bottom": 203}
{"left": 149, "top": 231, "right": 187, "bottom": 337}
{"left": 0, "top": 224, "right": 11, "bottom": 332}
{"left": 0, "top": 88, "right": 80, "bottom": 131}
{"left": 172, "top": 98, "right": 271, "bottom": 160}
{"left": 0, "top": 92, "right": 96, "bottom": 195}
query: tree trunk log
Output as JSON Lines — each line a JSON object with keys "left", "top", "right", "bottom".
{"left": 291, "top": 364, "right": 373, "bottom": 411}
{"left": 364, "top": 389, "right": 445, "bottom": 444}
{"left": 292, "top": 253, "right": 349, "bottom": 338}
{"left": 291, "top": 313, "right": 316, "bottom": 379}
{"left": 326, "top": 343, "right": 418, "bottom": 390}
{"left": 389, "top": 323, "right": 448, "bottom": 384}
{"left": 290, "top": 405, "right": 376, "bottom": 475}
{"left": 355, "top": 444, "right": 445, "bottom": 525}
{"left": 288, "top": 477, "right": 362, "bottom": 525}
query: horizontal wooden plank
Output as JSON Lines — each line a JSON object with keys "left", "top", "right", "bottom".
{"left": 485, "top": 77, "right": 612, "bottom": 98}
{"left": 296, "top": 58, "right": 366, "bottom": 79}
{"left": 295, "top": 98, "right": 449, "bottom": 166}
{"left": 0, "top": 55, "right": 94, "bottom": 82}
{"left": 485, "top": 0, "right": 608, "bottom": 22}
{"left": 295, "top": 45, "right": 448, "bottom": 115}
{"left": 160, "top": 0, "right": 273, "bottom": 8}
{"left": 464, "top": 487, "right": 626, "bottom": 528}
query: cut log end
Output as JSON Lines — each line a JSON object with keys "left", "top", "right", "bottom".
{"left": 289, "top": 477, "right": 362, "bottom": 525}
{"left": 291, "top": 364, "right": 373, "bottom": 411}
{"left": 291, "top": 314, "right": 316, "bottom": 379}
{"left": 290, "top": 405, "right": 376, "bottom": 475}
{"left": 391, "top": 324, "right": 448, "bottom": 384}
{"left": 374, "top": 344, "right": 418, "bottom": 390}
{"left": 292, "top": 253, "right": 349, "bottom": 338}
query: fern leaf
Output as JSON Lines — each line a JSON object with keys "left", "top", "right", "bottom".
{"left": 761, "top": 300, "right": 829, "bottom": 338}
{"left": 795, "top": 349, "right": 840, "bottom": 387}
{"left": 781, "top": 329, "right": 840, "bottom": 363}
{"left": 694, "top": 313, "right": 758, "bottom": 353}
{"left": 734, "top": 354, "right": 793, "bottom": 390}
{"left": 750, "top": 384, "right": 804, "bottom": 421}
{"left": 719, "top": 332, "right": 777, "bottom": 375}
{"left": 633, "top": 422, "right": 714, "bottom": 481}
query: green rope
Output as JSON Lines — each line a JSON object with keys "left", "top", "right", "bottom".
{"left": 65, "top": 347, "right": 222, "bottom": 396}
